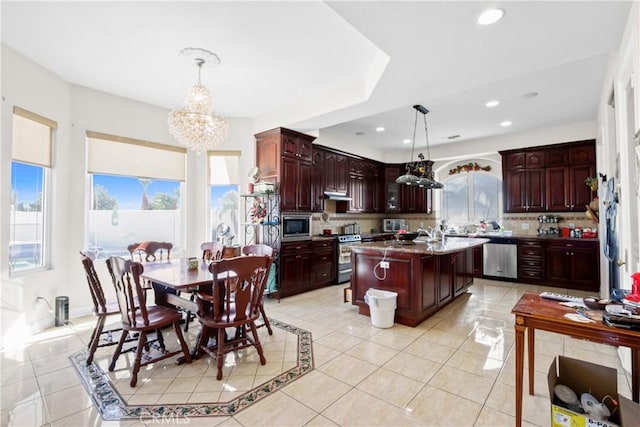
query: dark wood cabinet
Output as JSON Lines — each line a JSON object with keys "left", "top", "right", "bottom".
{"left": 518, "top": 239, "right": 545, "bottom": 284}
{"left": 401, "top": 185, "right": 432, "bottom": 213}
{"left": 501, "top": 140, "right": 595, "bottom": 213}
{"left": 545, "top": 240, "right": 599, "bottom": 291}
{"left": 323, "top": 151, "right": 348, "bottom": 194}
{"left": 384, "top": 166, "right": 401, "bottom": 213}
{"left": 311, "top": 240, "right": 336, "bottom": 286}
{"left": 255, "top": 127, "right": 316, "bottom": 213}
{"left": 503, "top": 168, "right": 546, "bottom": 213}
{"left": 473, "top": 246, "right": 483, "bottom": 277}
{"left": 279, "top": 241, "right": 313, "bottom": 297}
{"left": 453, "top": 249, "right": 474, "bottom": 296}
{"left": 311, "top": 149, "right": 324, "bottom": 212}
{"left": 280, "top": 239, "right": 336, "bottom": 297}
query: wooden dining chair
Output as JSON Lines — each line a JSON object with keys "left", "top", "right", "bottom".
{"left": 242, "top": 244, "right": 276, "bottom": 335}
{"left": 79, "top": 251, "right": 137, "bottom": 365}
{"left": 194, "top": 255, "right": 273, "bottom": 380}
{"left": 106, "top": 256, "right": 191, "bottom": 387}
{"left": 200, "top": 241, "right": 225, "bottom": 262}
{"left": 128, "top": 241, "right": 173, "bottom": 262}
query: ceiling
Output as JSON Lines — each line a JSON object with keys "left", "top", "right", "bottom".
{"left": 1, "top": 1, "right": 632, "bottom": 155}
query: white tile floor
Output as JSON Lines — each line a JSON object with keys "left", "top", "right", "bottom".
{"left": 0, "top": 278, "right": 634, "bottom": 426}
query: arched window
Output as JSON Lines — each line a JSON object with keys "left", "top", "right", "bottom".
{"left": 442, "top": 172, "right": 502, "bottom": 227}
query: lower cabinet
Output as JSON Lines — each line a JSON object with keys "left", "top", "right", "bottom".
{"left": 545, "top": 240, "right": 599, "bottom": 291}
{"left": 280, "top": 239, "right": 336, "bottom": 297}
{"left": 311, "top": 239, "right": 336, "bottom": 286}
{"left": 473, "top": 246, "right": 483, "bottom": 278}
{"left": 518, "top": 239, "right": 545, "bottom": 284}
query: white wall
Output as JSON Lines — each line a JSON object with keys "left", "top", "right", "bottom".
{"left": 0, "top": 45, "right": 257, "bottom": 343}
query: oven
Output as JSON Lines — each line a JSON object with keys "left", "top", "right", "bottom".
{"left": 337, "top": 234, "right": 362, "bottom": 283}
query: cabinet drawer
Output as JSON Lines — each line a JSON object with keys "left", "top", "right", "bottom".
{"left": 520, "top": 247, "right": 543, "bottom": 257}
{"left": 312, "top": 240, "right": 335, "bottom": 251}
{"left": 546, "top": 240, "right": 598, "bottom": 250}
{"left": 520, "top": 258, "right": 543, "bottom": 269}
{"left": 519, "top": 268, "right": 544, "bottom": 280}
{"left": 313, "top": 252, "right": 334, "bottom": 264}
{"left": 312, "top": 263, "right": 333, "bottom": 283}
{"left": 281, "top": 241, "right": 312, "bottom": 255}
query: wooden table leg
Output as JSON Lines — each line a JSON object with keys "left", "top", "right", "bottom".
{"left": 632, "top": 348, "right": 639, "bottom": 402}
{"left": 514, "top": 317, "right": 526, "bottom": 427}
{"left": 528, "top": 326, "right": 535, "bottom": 395}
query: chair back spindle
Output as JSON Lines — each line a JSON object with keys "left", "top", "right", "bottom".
{"left": 107, "top": 257, "right": 149, "bottom": 328}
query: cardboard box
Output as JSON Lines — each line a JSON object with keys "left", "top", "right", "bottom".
{"left": 548, "top": 356, "right": 640, "bottom": 427}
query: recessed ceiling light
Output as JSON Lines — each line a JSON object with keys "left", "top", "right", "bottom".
{"left": 485, "top": 100, "right": 500, "bottom": 108}
{"left": 500, "top": 121, "right": 512, "bottom": 127}
{"left": 522, "top": 92, "right": 539, "bottom": 99}
{"left": 402, "top": 139, "right": 411, "bottom": 144}
{"left": 376, "top": 126, "right": 385, "bottom": 132}
{"left": 477, "top": 8, "right": 505, "bottom": 25}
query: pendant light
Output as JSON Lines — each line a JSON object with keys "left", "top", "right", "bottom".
{"left": 395, "top": 105, "right": 444, "bottom": 189}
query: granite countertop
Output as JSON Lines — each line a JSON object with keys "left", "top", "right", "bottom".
{"left": 352, "top": 237, "right": 489, "bottom": 255}
{"left": 445, "top": 232, "right": 598, "bottom": 241}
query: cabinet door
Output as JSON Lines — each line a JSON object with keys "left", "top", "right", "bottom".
{"left": 525, "top": 168, "right": 546, "bottom": 212}
{"left": 473, "top": 246, "right": 483, "bottom": 277}
{"left": 256, "top": 135, "right": 280, "bottom": 180}
{"left": 570, "top": 164, "right": 595, "bottom": 210}
{"left": 546, "top": 167, "right": 570, "bottom": 211}
{"left": 348, "top": 174, "right": 364, "bottom": 212}
{"left": 545, "top": 245, "right": 571, "bottom": 284}
{"left": 296, "top": 160, "right": 312, "bottom": 211}
{"left": 280, "top": 157, "right": 298, "bottom": 212}
{"left": 335, "top": 155, "right": 349, "bottom": 194}
{"left": 311, "top": 150, "right": 324, "bottom": 212}
{"left": 438, "top": 256, "right": 453, "bottom": 304}
{"left": 570, "top": 246, "right": 599, "bottom": 291}
{"left": 504, "top": 170, "right": 526, "bottom": 212}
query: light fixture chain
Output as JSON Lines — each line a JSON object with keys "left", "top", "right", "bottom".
{"left": 423, "top": 113, "right": 431, "bottom": 160}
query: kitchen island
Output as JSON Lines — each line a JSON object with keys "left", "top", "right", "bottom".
{"left": 350, "top": 237, "right": 489, "bottom": 327}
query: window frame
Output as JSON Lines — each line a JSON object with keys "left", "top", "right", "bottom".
{"left": 440, "top": 170, "right": 503, "bottom": 226}
{"left": 9, "top": 107, "right": 57, "bottom": 275}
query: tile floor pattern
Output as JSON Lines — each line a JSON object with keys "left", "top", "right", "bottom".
{"left": 1, "top": 279, "right": 634, "bottom": 426}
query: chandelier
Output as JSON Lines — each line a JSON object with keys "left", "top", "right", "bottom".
{"left": 395, "top": 105, "right": 444, "bottom": 189}
{"left": 168, "top": 48, "right": 229, "bottom": 154}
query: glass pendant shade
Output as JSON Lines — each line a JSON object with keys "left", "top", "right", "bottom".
{"left": 168, "top": 48, "right": 228, "bottom": 154}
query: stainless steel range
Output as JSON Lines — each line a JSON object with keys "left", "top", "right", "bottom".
{"left": 337, "top": 234, "right": 362, "bottom": 283}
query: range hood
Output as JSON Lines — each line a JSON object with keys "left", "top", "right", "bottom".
{"left": 324, "top": 191, "right": 352, "bottom": 202}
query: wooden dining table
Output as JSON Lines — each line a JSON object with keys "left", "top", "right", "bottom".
{"left": 141, "top": 258, "right": 214, "bottom": 313}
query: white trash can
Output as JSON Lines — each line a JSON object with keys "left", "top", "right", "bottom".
{"left": 364, "top": 288, "right": 397, "bottom": 328}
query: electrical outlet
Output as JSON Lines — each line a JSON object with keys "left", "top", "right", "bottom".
{"left": 521, "top": 223, "right": 529, "bottom": 230}
{"left": 380, "top": 261, "right": 389, "bottom": 269}
{"left": 569, "top": 223, "right": 575, "bottom": 228}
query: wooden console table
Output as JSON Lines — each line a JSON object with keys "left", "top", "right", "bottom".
{"left": 511, "top": 292, "right": 639, "bottom": 427}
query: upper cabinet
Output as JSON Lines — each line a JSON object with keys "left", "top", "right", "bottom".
{"left": 323, "top": 150, "right": 349, "bottom": 194}
{"left": 500, "top": 140, "right": 595, "bottom": 213}
{"left": 255, "top": 128, "right": 316, "bottom": 213}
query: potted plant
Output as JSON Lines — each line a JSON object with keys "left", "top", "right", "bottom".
{"left": 585, "top": 176, "right": 598, "bottom": 192}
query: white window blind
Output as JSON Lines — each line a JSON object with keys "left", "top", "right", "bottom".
{"left": 12, "top": 106, "right": 57, "bottom": 167}
{"left": 87, "top": 131, "right": 187, "bottom": 181}
{"left": 208, "top": 151, "right": 241, "bottom": 185}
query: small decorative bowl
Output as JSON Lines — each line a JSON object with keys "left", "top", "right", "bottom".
{"left": 395, "top": 232, "right": 419, "bottom": 242}
{"left": 583, "top": 297, "right": 610, "bottom": 310}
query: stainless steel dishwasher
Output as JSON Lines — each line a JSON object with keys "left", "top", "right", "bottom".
{"left": 483, "top": 237, "right": 518, "bottom": 280}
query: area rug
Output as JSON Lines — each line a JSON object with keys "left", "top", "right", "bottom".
{"left": 70, "top": 319, "right": 313, "bottom": 420}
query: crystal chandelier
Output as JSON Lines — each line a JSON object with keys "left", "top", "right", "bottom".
{"left": 168, "top": 48, "right": 228, "bottom": 154}
{"left": 396, "top": 105, "right": 444, "bottom": 189}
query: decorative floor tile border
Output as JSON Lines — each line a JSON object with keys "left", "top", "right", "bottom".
{"left": 70, "top": 319, "right": 313, "bottom": 420}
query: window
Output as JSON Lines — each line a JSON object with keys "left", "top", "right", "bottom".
{"left": 442, "top": 172, "right": 502, "bottom": 226}
{"left": 9, "top": 107, "right": 56, "bottom": 273}
{"left": 208, "top": 152, "right": 240, "bottom": 244}
{"left": 86, "top": 132, "right": 186, "bottom": 259}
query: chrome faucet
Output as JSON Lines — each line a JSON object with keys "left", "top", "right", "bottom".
{"left": 417, "top": 226, "right": 442, "bottom": 241}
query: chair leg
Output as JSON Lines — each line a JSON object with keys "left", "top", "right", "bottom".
{"left": 109, "top": 329, "right": 129, "bottom": 371}
{"left": 183, "top": 310, "right": 192, "bottom": 332}
{"left": 248, "top": 322, "right": 266, "bottom": 365}
{"left": 87, "top": 315, "right": 106, "bottom": 365}
{"left": 216, "top": 327, "right": 226, "bottom": 380}
{"left": 259, "top": 302, "right": 273, "bottom": 335}
{"left": 172, "top": 322, "right": 192, "bottom": 364}
{"left": 155, "top": 328, "right": 165, "bottom": 350}
{"left": 194, "top": 325, "right": 210, "bottom": 359}
{"left": 130, "top": 331, "right": 147, "bottom": 387}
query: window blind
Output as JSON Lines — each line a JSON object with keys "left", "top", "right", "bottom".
{"left": 208, "top": 151, "right": 241, "bottom": 185}
{"left": 87, "top": 131, "right": 187, "bottom": 181}
{"left": 12, "top": 106, "right": 57, "bottom": 167}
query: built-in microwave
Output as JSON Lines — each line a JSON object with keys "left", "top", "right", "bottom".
{"left": 281, "top": 214, "right": 312, "bottom": 242}
{"left": 383, "top": 218, "right": 407, "bottom": 233}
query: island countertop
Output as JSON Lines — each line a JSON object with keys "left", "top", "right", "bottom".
{"left": 352, "top": 236, "right": 489, "bottom": 255}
